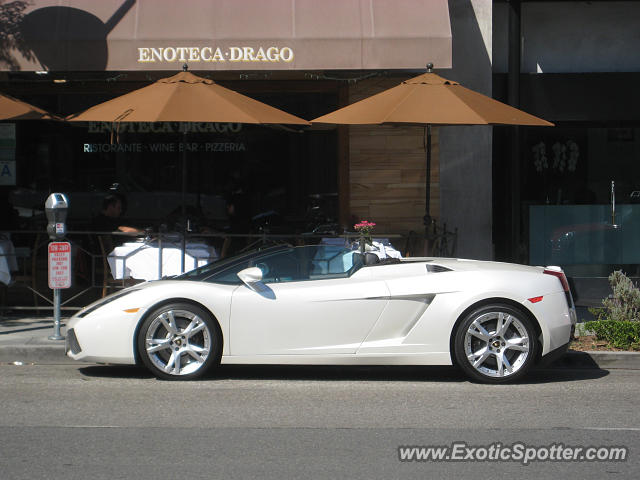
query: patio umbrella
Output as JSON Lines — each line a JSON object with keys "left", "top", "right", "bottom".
{"left": 0, "top": 92, "right": 59, "bottom": 120}
{"left": 67, "top": 67, "right": 309, "bottom": 271}
{"left": 311, "top": 64, "right": 553, "bottom": 248}
{"left": 67, "top": 69, "right": 309, "bottom": 125}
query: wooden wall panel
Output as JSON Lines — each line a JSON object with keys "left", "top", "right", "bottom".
{"left": 347, "top": 77, "right": 439, "bottom": 236}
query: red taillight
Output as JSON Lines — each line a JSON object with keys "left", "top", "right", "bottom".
{"left": 528, "top": 296, "right": 544, "bottom": 303}
{"left": 543, "top": 267, "right": 570, "bottom": 292}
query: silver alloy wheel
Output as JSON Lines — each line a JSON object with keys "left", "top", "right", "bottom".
{"left": 144, "top": 308, "right": 212, "bottom": 376}
{"left": 463, "top": 310, "right": 531, "bottom": 378}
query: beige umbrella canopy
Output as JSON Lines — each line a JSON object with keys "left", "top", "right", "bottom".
{"left": 0, "top": 92, "right": 59, "bottom": 120}
{"left": 68, "top": 68, "right": 310, "bottom": 271}
{"left": 67, "top": 70, "right": 309, "bottom": 125}
{"left": 312, "top": 64, "right": 552, "bottom": 237}
{"left": 312, "top": 70, "right": 553, "bottom": 126}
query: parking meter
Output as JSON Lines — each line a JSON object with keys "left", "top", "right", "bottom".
{"left": 45, "top": 193, "right": 69, "bottom": 240}
{"left": 45, "top": 193, "right": 70, "bottom": 341}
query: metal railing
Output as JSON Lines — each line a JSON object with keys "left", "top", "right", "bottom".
{"left": 1, "top": 229, "right": 412, "bottom": 312}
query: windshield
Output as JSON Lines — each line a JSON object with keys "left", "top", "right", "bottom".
{"left": 175, "top": 244, "right": 291, "bottom": 281}
{"left": 175, "top": 244, "right": 363, "bottom": 284}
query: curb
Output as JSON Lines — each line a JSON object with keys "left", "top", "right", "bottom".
{"left": 1, "top": 342, "right": 640, "bottom": 370}
{"left": 0, "top": 343, "right": 74, "bottom": 364}
{"left": 552, "top": 350, "right": 640, "bottom": 370}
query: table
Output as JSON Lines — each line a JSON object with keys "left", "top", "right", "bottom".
{"left": 108, "top": 241, "right": 218, "bottom": 281}
{"left": 367, "top": 239, "right": 403, "bottom": 259}
{"left": 0, "top": 236, "right": 18, "bottom": 286}
{"left": 320, "top": 237, "right": 403, "bottom": 259}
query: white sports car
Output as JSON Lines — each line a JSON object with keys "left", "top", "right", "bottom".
{"left": 66, "top": 244, "right": 576, "bottom": 383}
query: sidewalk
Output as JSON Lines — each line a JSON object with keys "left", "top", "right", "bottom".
{"left": 1, "top": 315, "right": 640, "bottom": 369}
{"left": 0, "top": 316, "right": 75, "bottom": 364}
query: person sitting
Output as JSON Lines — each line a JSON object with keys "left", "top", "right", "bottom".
{"left": 91, "top": 194, "right": 143, "bottom": 253}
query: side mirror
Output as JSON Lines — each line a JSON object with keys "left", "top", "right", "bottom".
{"left": 237, "top": 267, "right": 263, "bottom": 290}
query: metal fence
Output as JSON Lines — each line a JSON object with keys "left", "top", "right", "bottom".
{"left": 1, "top": 229, "right": 418, "bottom": 313}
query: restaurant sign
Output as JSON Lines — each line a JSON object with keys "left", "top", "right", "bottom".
{"left": 87, "top": 122, "right": 242, "bottom": 134}
{"left": 137, "top": 46, "right": 294, "bottom": 65}
{"left": 83, "top": 142, "right": 246, "bottom": 154}
{"left": 3, "top": 0, "right": 451, "bottom": 72}
{"left": 83, "top": 122, "right": 246, "bottom": 154}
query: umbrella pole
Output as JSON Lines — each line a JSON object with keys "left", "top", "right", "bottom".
{"left": 181, "top": 129, "right": 187, "bottom": 273}
{"left": 424, "top": 124, "right": 432, "bottom": 255}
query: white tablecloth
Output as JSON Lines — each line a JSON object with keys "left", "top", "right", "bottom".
{"left": 321, "top": 237, "right": 402, "bottom": 260}
{"left": 0, "top": 237, "right": 18, "bottom": 286}
{"left": 316, "top": 237, "right": 402, "bottom": 273}
{"left": 108, "top": 241, "right": 218, "bottom": 281}
{"left": 320, "top": 237, "right": 402, "bottom": 258}
{"left": 365, "top": 240, "right": 403, "bottom": 259}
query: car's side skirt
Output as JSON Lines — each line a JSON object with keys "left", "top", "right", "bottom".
{"left": 220, "top": 352, "right": 452, "bottom": 366}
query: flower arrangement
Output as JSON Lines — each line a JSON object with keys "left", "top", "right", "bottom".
{"left": 354, "top": 220, "right": 376, "bottom": 253}
{"left": 532, "top": 139, "right": 579, "bottom": 173}
{"left": 532, "top": 139, "right": 580, "bottom": 203}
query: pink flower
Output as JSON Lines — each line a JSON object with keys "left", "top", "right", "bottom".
{"left": 354, "top": 220, "right": 376, "bottom": 230}
{"left": 354, "top": 220, "right": 376, "bottom": 250}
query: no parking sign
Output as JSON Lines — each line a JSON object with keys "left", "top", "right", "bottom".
{"left": 48, "top": 242, "right": 72, "bottom": 289}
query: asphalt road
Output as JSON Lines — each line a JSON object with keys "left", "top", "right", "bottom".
{"left": 1, "top": 364, "right": 639, "bottom": 479}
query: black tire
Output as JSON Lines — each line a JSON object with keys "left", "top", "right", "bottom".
{"left": 137, "top": 302, "right": 222, "bottom": 380}
{"left": 453, "top": 304, "right": 538, "bottom": 384}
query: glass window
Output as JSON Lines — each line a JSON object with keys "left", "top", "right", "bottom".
{"left": 178, "top": 244, "right": 361, "bottom": 285}
{"left": 176, "top": 245, "right": 288, "bottom": 284}
{"left": 524, "top": 126, "right": 640, "bottom": 279}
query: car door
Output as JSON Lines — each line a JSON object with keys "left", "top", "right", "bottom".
{"left": 229, "top": 248, "right": 389, "bottom": 355}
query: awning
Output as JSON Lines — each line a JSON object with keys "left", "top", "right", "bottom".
{"left": 8, "top": 0, "right": 452, "bottom": 72}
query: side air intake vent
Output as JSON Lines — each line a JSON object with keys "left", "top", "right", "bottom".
{"left": 426, "top": 264, "right": 452, "bottom": 273}
{"left": 66, "top": 328, "right": 82, "bottom": 355}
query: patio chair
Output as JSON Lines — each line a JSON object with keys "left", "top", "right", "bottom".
{"left": 97, "top": 235, "right": 124, "bottom": 298}
{"left": 403, "top": 231, "right": 423, "bottom": 257}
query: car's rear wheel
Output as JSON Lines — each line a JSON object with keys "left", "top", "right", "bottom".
{"left": 454, "top": 304, "right": 538, "bottom": 383}
{"left": 137, "top": 303, "right": 221, "bottom": 380}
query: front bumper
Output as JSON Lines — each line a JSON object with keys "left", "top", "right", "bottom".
{"left": 65, "top": 310, "right": 140, "bottom": 365}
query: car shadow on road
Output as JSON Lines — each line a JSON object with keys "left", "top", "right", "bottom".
{"left": 78, "top": 365, "right": 153, "bottom": 379}
{"left": 204, "top": 364, "right": 609, "bottom": 384}
{"left": 77, "top": 363, "right": 609, "bottom": 384}
{"left": 211, "top": 364, "right": 468, "bottom": 382}
{"left": 524, "top": 367, "right": 609, "bottom": 384}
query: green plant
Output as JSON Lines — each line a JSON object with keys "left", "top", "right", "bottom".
{"left": 589, "top": 270, "right": 640, "bottom": 323}
{"left": 583, "top": 320, "right": 640, "bottom": 350}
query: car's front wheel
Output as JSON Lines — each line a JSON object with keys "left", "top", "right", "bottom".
{"left": 454, "top": 304, "right": 538, "bottom": 383}
{"left": 137, "top": 303, "right": 221, "bottom": 380}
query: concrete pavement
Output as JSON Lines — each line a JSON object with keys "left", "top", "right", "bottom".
{"left": 1, "top": 314, "right": 640, "bottom": 369}
{"left": 0, "top": 316, "right": 75, "bottom": 364}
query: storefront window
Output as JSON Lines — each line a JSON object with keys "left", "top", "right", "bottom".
{"left": 5, "top": 88, "right": 339, "bottom": 235}
{"left": 524, "top": 126, "right": 640, "bottom": 279}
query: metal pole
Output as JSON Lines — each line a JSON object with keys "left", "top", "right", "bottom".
{"left": 425, "top": 124, "right": 432, "bottom": 226}
{"left": 180, "top": 63, "right": 189, "bottom": 274}
{"left": 422, "top": 63, "right": 434, "bottom": 256}
{"left": 48, "top": 288, "right": 64, "bottom": 340}
{"left": 181, "top": 129, "right": 187, "bottom": 273}
{"left": 158, "top": 230, "right": 163, "bottom": 280}
{"left": 423, "top": 123, "right": 432, "bottom": 256}
{"left": 611, "top": 180, "right": 616, "bottom": 225}
{"left": 423, "top": 62, "right": 434, "bottom": 232}
{"left": 508, "top": 0, "right": 522, "bottom": 261}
